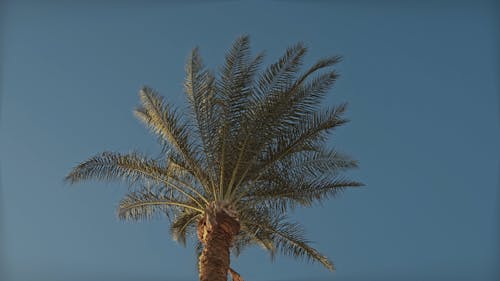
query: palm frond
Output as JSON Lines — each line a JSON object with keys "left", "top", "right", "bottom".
{"left": 214, "top": 35, "right": 267, "bottom": 198}
{"left": 293, "top": 148, "right": 358, "bottom": 177}
{"left": 246, "top": 176, "right": 363, "bottom": 212}
{"left": 226, "top": 55, "right": 343, "bottom": 196}
{"left": 253, "top": 42, "right": 307, "bottom": 100}
{"left": 65, "top": 151, "right": 209, "bottom": 206}
{"left": 263, "top": 219, "right": 334, "bottom": 271}
{"left": 65, "top": 151, "right": 168, "bottom": 186}
{"left": 240, "top": 104, "right": 349, "bottom": 187}
{"left": 295, "top": 55, "right": 342, "bottom": 86}
{"left": 233, "top": 42, "right": 307, "bottom": 152}
{"left": 243, "top": 47, "right": 336, "bottom": 150}
{"left": 170, "top": 210, "right": 201, "bottom": 246}
{"left": 257, "top": 71, "right": 342, "bottom": 144}
{"left": 135, "top": 87, "right": 210, "bottom": 190}
{"left": 239, "top": 208, "right": 333, "bottom": 270}
{"left": 231, "top": 233, "right": 254, "bottom": 257}
{"left": 232, "top": 223, "right": 275, "bottom": 258}
{"left": 184, "top": 48, "right": 220, "bottom": 190}
{"left": 219, "top": 35, "right": 264, "bottom": 122}
{"left": 262, "top": 148, "right": 359, "bottom": 181}
{"left": 118, "top": 186, "right": 203, "bottom": 221}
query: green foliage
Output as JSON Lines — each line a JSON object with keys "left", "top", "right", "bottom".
{"left": 66, "top": 35, "right": 362, "bottom": 271}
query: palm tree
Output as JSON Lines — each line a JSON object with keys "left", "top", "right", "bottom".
{"left": 66, "top": 35, "right": 362, "bottom": 281}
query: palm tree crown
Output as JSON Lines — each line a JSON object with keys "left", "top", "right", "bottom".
{"left": 66, "top": 35, "right": 362, "bottom": 278}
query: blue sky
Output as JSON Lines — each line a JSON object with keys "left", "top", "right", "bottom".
{"left": 1, "top": 1, "right": 499, "bottom": 280}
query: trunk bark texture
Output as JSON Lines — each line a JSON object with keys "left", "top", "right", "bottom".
{"left": 198, "top": 204, "right": 240, "bottom": 281}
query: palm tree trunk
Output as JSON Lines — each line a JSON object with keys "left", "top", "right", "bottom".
{"left": 198, "top": 205, "right": 240, "bottom": 281}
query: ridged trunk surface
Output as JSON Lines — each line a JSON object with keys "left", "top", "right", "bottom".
{"left": 198, "top": 205, "right": 240, "bottom": 281}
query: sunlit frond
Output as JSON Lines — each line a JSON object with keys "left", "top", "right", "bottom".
{"left": 65, "top": 151, "right": 168, "bottom": 185}
{"left": 184, "top": 47, "right": 220, "bottom": 190}
{"left": 118, "top": 186, "right": 203, "bottom": 221}
{"left": 137, "top": 87, "right": 211, "bottom": 184}
{"left": 65, "top": 151, "right": 209, "bottom": 206}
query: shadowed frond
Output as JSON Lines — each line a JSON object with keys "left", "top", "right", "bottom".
{"left": 223, "top": 54, "right": 344, "bottom": 196}
{"left": 232, "top": 223, "right": 275, "bottom": 258}
{"left": 170, "top": 210, "right": 201, "bottom": 246}
{"left": 295, "top": 55, "right": 342, "bottom": 87}
{"left": 253, "top": 42, "right": 307, "bottom": 100}
{"left": 244, "top": 49, "right": 339, "bottom": 147}
{"left": 264, "top": 219, "right": 334, "bottom": 271}
{"left": 246, "top": 176, "right": 363, "bottom": 212}
{"left": 239, "top": 208, "right": 334, "bottom": 270}
{"left": 236, "top": 103, "right": 349, "bottom": 190}
{"left": 236, "top": 206, "right": 277, "bottom": 256}
{"left": 215, "top": 35, "right": 267, "bottom": 198}
{"left": 263, "top": 148, "right": 359, "bottom": 181}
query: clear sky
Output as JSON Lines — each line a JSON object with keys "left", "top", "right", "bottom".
{"left": 1, "top": 1, "right": 499, "bottom": 281}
